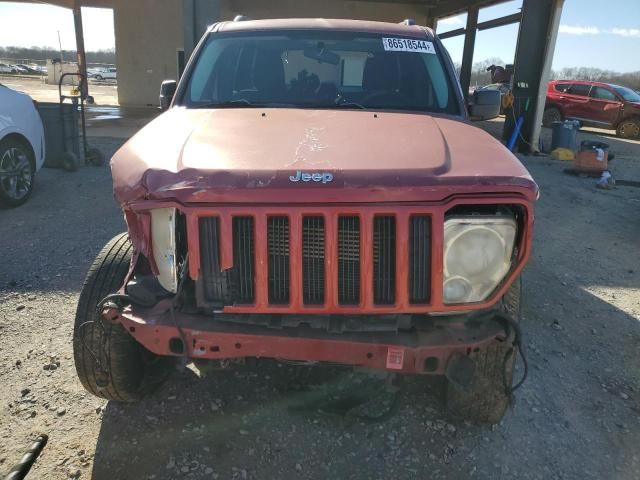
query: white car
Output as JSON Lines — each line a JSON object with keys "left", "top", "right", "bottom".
{"left": 92, "top": 67, "right": 117, "bottom": 81}
{"left": 0, "top": 84, "right": 45, "bottom": 207}
{"left": 0, "top": 63, "right": 17, "bottom": 73}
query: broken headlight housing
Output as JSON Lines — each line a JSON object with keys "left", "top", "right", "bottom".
{"left": 150, "top": 208, "right": 178, "bottom": 293}
{"left": 443, "top": 215, "right": 517, "bottom": 304}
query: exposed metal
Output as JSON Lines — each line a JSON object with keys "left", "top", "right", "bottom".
{"left": 107, "top": 300, "right": 509, "bottom": 374}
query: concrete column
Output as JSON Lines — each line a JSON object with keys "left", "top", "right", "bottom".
{"left": 183, "top": 0, "right": 221, "bottom": 61}
{"left": 72, "top": 0, "right": 88, "bottom": 99}
{"left": 424, "top": 6, "right": 438, "bottom": 30}
{"left": 503, "top": 0, "right": 564, "bottom": 152}
{"left": 530, "top": 0, "right": 564, "bottom": 152}
{"left": 459, "top": 6, "right": 478, "bottom": 103}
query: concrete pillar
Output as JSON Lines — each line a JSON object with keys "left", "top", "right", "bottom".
{"left": 504, "top": 0, "right": 564, "bottom": 152}
{"left": 459, "top": 6, "right": 478, "bottom": 103}
{"left": 183, "top": 0, "right": 221, "bottom": 61}
{"left": 72, "top": 0, "right": 88, "bottom": 99}
{"left": 424, "top": 6, "right": 438, "bottom": 30}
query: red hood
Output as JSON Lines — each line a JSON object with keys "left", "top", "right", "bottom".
{"left": 111, "top": 108, "right": 537, "bottom": 205}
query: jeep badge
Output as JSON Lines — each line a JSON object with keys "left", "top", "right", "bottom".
{"left": 289, "top": 171, "right": 334, "bottom": 183}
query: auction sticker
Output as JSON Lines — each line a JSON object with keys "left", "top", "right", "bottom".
{"left": 382, "top": 38, "right": 436, "bottom": 54}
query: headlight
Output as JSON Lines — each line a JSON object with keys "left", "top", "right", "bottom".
{"left": 150, "top": 208, "right": 177, "bottom": 293}
{"left": 443, "top": 216, "right": 517, "bottom": 304}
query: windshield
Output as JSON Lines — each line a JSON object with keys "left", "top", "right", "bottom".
{"left": 613, "top": 86, "right": 640, "bottom": 102}
{"left": 180, "top": 30, "right": 459, "bottom": 114}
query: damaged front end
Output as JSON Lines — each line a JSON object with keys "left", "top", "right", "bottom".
{"left": 101, "top": 196, "right": 531, "bottom": 376}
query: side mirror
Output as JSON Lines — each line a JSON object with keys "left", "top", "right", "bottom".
{"left": 159, "top": 80, "right": 177, "bottom": 111}
{"left": 468, "top": 89, "right": 501, "bottom": 121}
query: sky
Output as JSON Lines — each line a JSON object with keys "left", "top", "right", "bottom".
{"left": 0, "top": 0, "right": 638, "bottom": 72}
{"left": 438, "top": 0, "right": 640, "bottom": 72}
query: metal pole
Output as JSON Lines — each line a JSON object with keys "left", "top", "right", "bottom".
{"left": 72, "top": 0, "right": 89, "bottom": 100}
{"left": 460, "top": 7, "right": 478, "bottom": 104}
{"left": 57, "top": 30, "right": 64, "bottom": 84}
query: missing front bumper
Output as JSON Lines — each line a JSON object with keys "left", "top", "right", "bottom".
{"left": 104, "top": 304, "right": 507, "bottom": 375}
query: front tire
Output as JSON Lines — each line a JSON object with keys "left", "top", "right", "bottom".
{"left": 85, "top": 147, "right": 105, "bottom": 166}
{"left": 542, "top": 107, "right": 562, "bottom": 127}
{"left": 617, "top": 118, "right": 640, "bottom": 139}
{"left": 73, "top": 233, "right": 175, "bottom": 401}
{"left": 445, "top": 277, "right": 522, "bottom": 424}
{"left": 0, "top": 138, "right": 35, "bottom": 208}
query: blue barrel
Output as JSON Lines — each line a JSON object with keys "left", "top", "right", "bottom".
{"left": 551, "top": 120, "right": 580, "bottom": 151}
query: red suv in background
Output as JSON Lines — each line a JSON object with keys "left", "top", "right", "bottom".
{"left": 544, "top": 80, "right": 640, "bottom": 139}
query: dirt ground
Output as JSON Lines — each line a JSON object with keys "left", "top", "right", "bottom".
{"left": 1, "top": 126, "right": 640, "bottom": 480}
{"left": 0, "top": 75, "right": 119, "bottom": 105}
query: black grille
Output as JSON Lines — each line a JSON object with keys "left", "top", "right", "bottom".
{"left": 198, "top": 217, "right": 231, "bottom": 305}
{"left": 302, "top": 216, "right": 325, "bottom": 305}
{"left": 338, "top": 216, "right": 360, "bottom": 305}
{"left": 268, "top": 216, "right": 290, "bottom": 304}
{"left": 373, "top": 216, "right": 396, "bottom": 305}
{"left": 232, "top": 217, "right": 255, "bottom": 303}
{"left": 409, "top": 216, "right": 431, "bottom": 304}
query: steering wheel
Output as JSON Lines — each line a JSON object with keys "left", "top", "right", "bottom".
{"left": 360, "top": 91, "right": 411, "bottom": 107}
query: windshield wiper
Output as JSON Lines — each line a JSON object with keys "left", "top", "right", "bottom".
{"left": 301, "top": 101, "right": 367, "bottom": 110}
{"left": 193, "top": 99, "right": 264, "bottom": 108}
{"left": 333, "top": 101, "right": 367, "bottom": 110}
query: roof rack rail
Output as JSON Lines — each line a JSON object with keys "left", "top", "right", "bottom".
{"left": 233, "top": 15, "right": 250, "bottom": 22}
{"left": 400, "top": 19, "right": 416, "bottom": 26}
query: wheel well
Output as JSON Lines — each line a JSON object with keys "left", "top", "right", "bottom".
{"left": 0, "top": 133, "right": 36, "bottom": 170}
{"left": 615, "top": 115, "right": 640, "bottom": 128}
{"left": 545, "top": 103, "right": 562, "bottom": 113}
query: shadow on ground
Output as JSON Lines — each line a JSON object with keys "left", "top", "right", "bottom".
{"left": 89, "top": 269, "right": 640, "bottom": 480}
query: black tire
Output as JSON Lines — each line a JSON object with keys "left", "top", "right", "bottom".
{"left": 73, "top": 233, "right": 175, "bottom": 401}
{"left": 616, "top": 118, "right": 640, "bottom": 139}
{"left": 542, "top": 107, "right": 562, "bottom": 128}
{"left": 60, "top": 151, "right": 80, "bottom": 172}
{"left": 95, "top": 74, "right": 103, "bottom": 81}
{"left": 85, "top": 147, "right": 105, "bottom": 166}
{"left": 445, "top": 277, "right": 521, "bottom": 424}
{"left": 0, "top": 138, "right": 35, "bottom": 208}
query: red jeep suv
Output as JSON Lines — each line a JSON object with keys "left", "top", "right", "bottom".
{"left": 544, "top": 80, "right": 640, "bottom": 139}
{"left": 73, "top": 18, "right": 536, "bottom": 424}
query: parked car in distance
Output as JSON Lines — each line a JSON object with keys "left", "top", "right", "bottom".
{"left": 0, "top": 84, "right": 45, "bottom": 207}
{"left": 0, "top": 63, "right": 17, "bottom": 73}
{"left": 544, "top": 80, "right": 640, "bottom": 139}
{"left": 10, "top": 64, "right": 30, "bottom": 74}
{"left": 74, "top": 17, "right": 535, "bottom": 425}
{"left": 14, "top": 64, "right": 42, "bottom": 75}
{"left": 92, "top": 67, "right": 117, "bottom": 81}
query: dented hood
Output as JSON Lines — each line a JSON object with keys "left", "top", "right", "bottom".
{"left": 111, "top": 108, "right": 538, "bottom": 205}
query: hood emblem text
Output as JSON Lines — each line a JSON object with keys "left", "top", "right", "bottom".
{"left": 289, "top": 171, "right": 334, "bottom": 184}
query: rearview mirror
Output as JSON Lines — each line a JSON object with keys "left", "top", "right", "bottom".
{"left": 159, "top": 80, "right": 177, "bottom": 111}
{"left": 469, "top": 89, "right": 501, "bottom": 121}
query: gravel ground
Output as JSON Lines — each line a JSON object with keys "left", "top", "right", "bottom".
{"left": 1, "top": 134, "right": 639, "bottom": 480}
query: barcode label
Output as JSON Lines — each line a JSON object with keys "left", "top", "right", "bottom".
{"left": 386, "top": 347, "right": 405, "bottom": 370}
{"left": 382, "top": 38, "right": 436, "bottom": 54}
